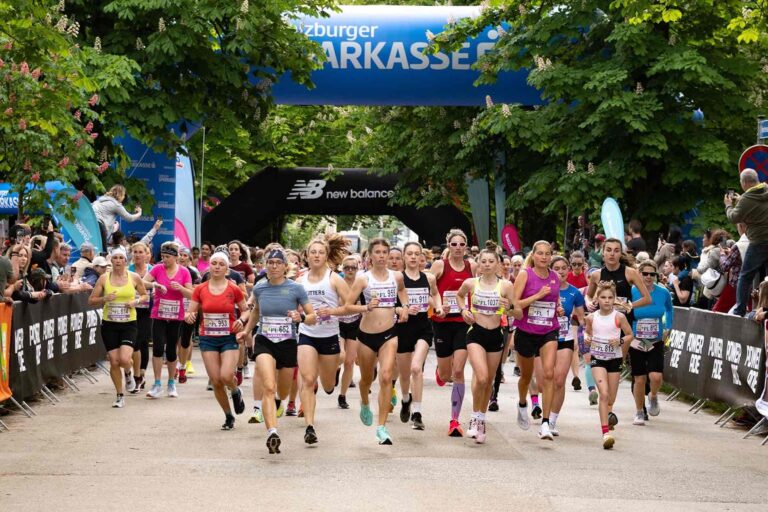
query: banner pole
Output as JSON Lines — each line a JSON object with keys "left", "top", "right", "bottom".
{"left": 693, "top": 399, "right": 708, "bottom": 413}
{"left": 39, "top": 386, "right": 57, "bottom": 404}
{"left": 719, "top": 409, "right": 738, "bottom": 428}
{"left": 8, "top": 397, "right": 33, "bottom": 417}
{"left": 0, "top": 418, "right": 8, "bottom": 431}
{"left": 714, "top": 407, "right": 732, "bottom": 424}
{"left": 62, "top": 375, "right": 80, "bottom": 392}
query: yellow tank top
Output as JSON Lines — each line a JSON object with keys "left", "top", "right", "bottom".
{"left": 470, "top": 279, "right": 505, "bottom": 316}
{"left": 103, "top": 272, "right": 137, "bottom": 322}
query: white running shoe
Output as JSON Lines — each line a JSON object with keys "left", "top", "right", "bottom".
{"left": 475, "top": 420, "right": 487, "bottom": 444}
{"left": 125, "top": 374, "right": 135, "bottom": 393}
{"left": 549, "top": 423, "right": 560, "bottom": 436}
{"left": 466, "top": 417, "right": 479, "bottom": 439}
{"left": 633, "top": 412, "right": 645, "bottom": 426}
{"left": 538, "top": 421, "right": 554, "bottom": 440}
{"left": 112, "top": 395, "right": 125, "bottom": 408}
{"left": 146, "top": 384, "right": 162, "bottom": 399}
{"left": 647, "top": 395, "right": 660, "bottom": 417}
{"left": 517, "top": 404, "right": 530, "bottom": 431}
{"left": 756, "top": 398, "right": 768, "bottom": 419}
{"left": 167, "top": 383, "right": 179, "bottom": 398}
{"left": 243, "top": 364, "right": 252, "bottom": 379}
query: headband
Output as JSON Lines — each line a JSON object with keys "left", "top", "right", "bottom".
{"left": 161, "top": 246, "right": 179, "bottom": 257}
{"left": 266, "top": 249, "right": 286, "bottom": 262}
{"left": 110, "top": 247, "right": 127, "bottom": 259}
{"left": 209, "top": 252, "right": 230, "bottom": 266}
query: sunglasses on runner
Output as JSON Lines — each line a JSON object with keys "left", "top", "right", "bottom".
{"left": 641, "top": 271, "right": 658, "bottom": 277}
{"left": 450, "top": 242, "right": 466, "bottom": 247}
{"left": 342, "top": 266, "right": 357, "bottom": 271}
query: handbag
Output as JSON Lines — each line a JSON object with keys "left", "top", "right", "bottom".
{"left": 700, "top": 268, "right": 726, "bottom": 299}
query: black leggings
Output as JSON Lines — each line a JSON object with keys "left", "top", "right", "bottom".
{"left": 179, "top": 321, "right": 194, "bottom": 349}
{"left": 152, "top": 319, "right": 181, "bottom": 362}
{"left": 491, "top": 360, "right": 503, "bottom": 401}
{"left": 135, "top": 308, "right": 152, "bottom": 370}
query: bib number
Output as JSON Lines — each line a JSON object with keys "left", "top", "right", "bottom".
{"left": 590, "top": 335, "right": 620, "bottom": 360}
{"left": 407, "top": 287, "right": 429, "bottom": 313}
{"left": 558, "top": 316, "right": 571, "bottom": 340}
{"left": 262, "top": 316, "right": 293, "bottom": 343}
{"left": 106, "top": 303, "right": 130, "bottom": 322}
{"left": 203, "top": 313, "right": 230, "bottom": 337}
{"left": 443, "top": 291, "right": 463, "bottom": 314}
{"left": 636, "top": 318, "right": 660, "bottom": 340}
{"left": 157, "top": 299, "right": 180, "bottom": 320}
{"left": 528, "top": 301, "right": 555, "bottom": 326}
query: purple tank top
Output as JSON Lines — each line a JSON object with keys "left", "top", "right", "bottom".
{"left": 518, "top": 268, "right": 560, "bottom": 335}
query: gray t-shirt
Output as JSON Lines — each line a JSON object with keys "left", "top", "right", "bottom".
{"left": 253, "top": 279, "right": 309, "bottom": 341}
{"left": 0, "top": 256, "right": 14, "bottom": 293}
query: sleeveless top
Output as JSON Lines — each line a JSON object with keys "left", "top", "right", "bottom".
{"left": 298, "top": 270, "right": 340, "bottom": 338}
{"left": 599, "top": 263, "right": 634, "bottom": 322}
{"left": 102, "top": 272, "right": 137, "bottom": 323}
{"left": 470, "top": 278, "right": 505, "bottom": 316}
{"left": 590, "top": 310, "right": 622, "bottom": 360}
{"left": 518, "top": 268, "right": 559, "bottom": 335}
{"left": 129, "top": 263, "right": 152, "bottom": 309}
{"left": 434, "top": 258, "right": 473, "bottom": 323}
{"left": 363, "top": 269, "right": 398, "bottom": 308}
{"left": 403, "top": 271, "right": 431, "bottom": 322}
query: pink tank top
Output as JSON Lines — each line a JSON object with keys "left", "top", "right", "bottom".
{"left": 517, "top": 268, "right": 559, "bottom": 335}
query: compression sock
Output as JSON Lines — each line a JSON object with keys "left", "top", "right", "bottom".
{"left": 585, "top": 365, "right": 596, "bottom": 390}
{"left": 451, "top": 383, "right": 465, "bottom": 420}
{"left": 531, "top": 394, "right": 540, "bottom": 407}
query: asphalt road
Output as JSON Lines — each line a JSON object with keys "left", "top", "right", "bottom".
{"left": 1, "top": 351, "right": 767, "bottom": 511}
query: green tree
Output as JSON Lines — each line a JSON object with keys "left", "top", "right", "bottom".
{"left": 0, "top": 0, "right": 137, "bottom": 218}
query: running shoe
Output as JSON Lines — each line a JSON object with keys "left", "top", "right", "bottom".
{"left": 286, "top": 401, "right": 297, "bottom": 416}
{"left": 531, "top": 405, "right": 542, "bottom": 420}
{"left": 571, "top": 376, "right": 582, "bottom": 391}
{"left": 608, "top": 411, "right": 618, "bottom": 430}
{"left": 266, "top": 432, "right": 281, "bottom": 454}
{"left": 231, "top": 388, "right": 245, "bottom": 415}
{"left": 304, "top": 425, "right": 318, "bottom": 445}
{"left": 399, "top": 393, "right": 411, "bottom": 423}
{"left": 756, "top": 398, "right": 768, "bottom": 419}
{"left": 411, "top": 412, "right": 425, "bottom": 430}
{"left": 448, "top": 419, "right": 464, "bottom": 437}
{"left": 550, "top": 423, "right": 560, "bottom": 436}
{"left": 221, "top": 416, "right": 235, "bottom": 430}
{"left": 276, "top": 402, "right": 285, "bottom": 418}
{"left": 249, "top": 408, "right": 264, "bottom": 424}
{"left": 435, "top": 368, "right": 446, "bottom": 387}
{"left": 243, "top": 364, "right": 252, "bottom": 379}
{"left": 475, "top": 420, "right": 486, "bottom": 444}
{"left": 538, "top": 421, "right": 554, "bottom": 440}
{"left": 516, "top": 404, "right": 530, "bottom": 431}
{"left": 185, "top": 360, "right": 196, "bottom": 375}
{"left": 588, "top": 389, "right": 598, "bottom": 406}
{"left": 632, "top": 412, "right": 645, "bottom": 426}
{"left": 338, "top": 394, "right": 350, "bottom": 410}
{"left": 390, "top": 387, "right": 398, "bottom": 408}
{"left": 466, "top": 417, "right": 479, "bottom": 439}
{"left": 643, "top": 405, "right": 649, "bottom": 422}
{"left": 602, "top": 433, "right": 615, "bottom": 450}
{"left": 513, "top": 366, "right": 521, "bottom": 377}
{"left": 235, "top": 368, "right": 243, "bottom": 386}
{"left": 146, "top": 384, "right": 162, "bottom": 399}
{"left": 125, "top": 374, "right": 135, "bottom": 393}
{"left": 376, "top": 425, "right": 393, "bottom": 445}
{"left": 647, "top": 395, "right": 661, "bottom": 417}
{"left": 488, "top": 399, "right": 499, "bottom": 412}
{"left": 167, "top": 383, "right": 179, "bottom": 398}
{"left": 206, "top": 381, "right": 214, "bottom": 391}
{"left": 139, "top": 377, "right": 146, "bottom": 391}
{"left": 112, "top": 395, "right": 125, "bottom": 408}
{"left": 130, "top": 376, "right": 143, "bottom": 395}
{"left": 178, "top": 368, "right": 187, "bottom": 384}
{"left": 359, "top": 403, "right": 373, "bottom": 426}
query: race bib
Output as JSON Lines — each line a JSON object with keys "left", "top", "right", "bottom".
{"left": 558, "top": 316, "right": 571, "bottom": 340}
{"left": 407, "top": 287, "right": 430, "bottom": 313}
{"left": 202, "top": 313, "right": 230, "bottom": 337}
{"left": 443, "top": 291, "right": 463, "bottom": 314}
{"left": 106, "top": 303, "right": 130, "bottom": 322}
{"left": 528, "top": 301, "right": 555, "bottom": 326}
{"left": 338, "top": 313, "right": 361, "bottom": 324}
{"left": 370, "top": 283, "right": 397, "bottom": 308}
{"left": 261, "top": 316, "right": 293, "bottom": 343}
{"left": 590, "top": 334, "right": 621, "bottom": 360}
{"left": 157, "top": 299, "right": 181, "bottom": 320}
{"left": 473, "top": 290, "right": 501, "bottom": 315}
{"left": 636, "top": 318, "right": 660, "bottom": 340}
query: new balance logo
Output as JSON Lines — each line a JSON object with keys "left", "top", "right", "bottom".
{"left": 287, "top": 179, "right": 326, "bottom": 200}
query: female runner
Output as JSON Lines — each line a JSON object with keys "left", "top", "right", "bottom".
{"left": 346, "top": 238, "right": 409, "bottom": 445}
{"left": 338, "top": 254, "right": 363, "bottom": 410}
{"left": 128, "top": 241, "right": 153, "bottom": 392}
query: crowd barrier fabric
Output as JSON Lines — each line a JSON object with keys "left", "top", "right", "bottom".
{"left": 0, "top": 304, "right": 12, "bottom": 402}
{"left": 9, "top": 293, "right": 106, "bottom": 400}
{"left": 665, "top": 307, "right": 766, "bottom": 408}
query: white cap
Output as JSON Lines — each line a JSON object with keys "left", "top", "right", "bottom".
{"left": 92, "top": 256, "right": 109, "bottom": 267}
{"left": 210, "top": 251, "right": 230, "bottom": 266}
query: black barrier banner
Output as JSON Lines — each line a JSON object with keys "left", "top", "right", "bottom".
{"left": 9, "top": 292, "right": 105, "bottom": 400}
{"left": 664, "top": 307, "right": 766, "bottom": 408}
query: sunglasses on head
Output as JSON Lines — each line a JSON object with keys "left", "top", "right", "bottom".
{"left": 641, "top": 271, "right": 658, "bottom": 277}
{"left": 450, "top": 242, "right": 466, "bottom": 247}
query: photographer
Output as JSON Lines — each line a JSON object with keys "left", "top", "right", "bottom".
{"left": 725, "top": 168, "right": 768, "bottom": 316}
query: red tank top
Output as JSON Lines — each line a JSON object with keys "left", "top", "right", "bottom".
{"left": 435, "top": 258, "right": 473, "bottom": 323}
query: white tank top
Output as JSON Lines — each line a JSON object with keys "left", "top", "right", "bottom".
{"left": 363, "top": 269, "right": 397, "bottom": 308}
{"left": 590, "top": 310, "right": 622, "bottom": 360}
{"left": 298, "top": 270, "right": 340, "bottom": 338}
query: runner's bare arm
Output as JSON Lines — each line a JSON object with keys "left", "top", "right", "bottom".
{"left": 331, "top": 273, "right": 352, "bottom": 316}
{"left": 87, "top": 274, "right": 108, "bottom": 306}
{"left": 427, "top": 273, "right": 443, "bottom": 315}
{"left": 132, "top": 273, "right": 148, "bottom": 307}
{"left": 396, "top": 272, "right": 409, "bottom": 323}
{"left": 627, "top": 267, "right": 651, "bottom": 309}
{"left": 503, "top": 281, "right": 523, "bottom": 320}
{"left": 345, "top": 275, "right": 370, "bottom": 313}
{"left": 428, "top": 259, "right": 444, "bottom": 280}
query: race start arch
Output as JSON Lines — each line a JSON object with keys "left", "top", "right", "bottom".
{"left": 201, "top": 168, "right": 472, "bottom": 247}
{"left": 125, "top": 5, "right": 539, "bottom": 249}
